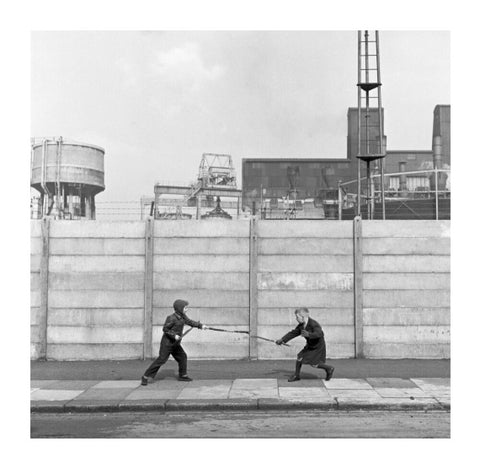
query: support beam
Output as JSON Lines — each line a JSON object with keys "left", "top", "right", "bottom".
{"left": 249, "top": 216, "right": 259, "bottom": 359}
{"left": 143, "top": 218, "right": 154, "bottom": 359}
{"left": 353, "top": 216, "right": 364, "bottom": 358}
{"left": 38, "top": 217, "right": 50, "bottom": 359}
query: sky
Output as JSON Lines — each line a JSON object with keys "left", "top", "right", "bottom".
{"left": 31, "top": 30, "right": 450, "bottom": 202}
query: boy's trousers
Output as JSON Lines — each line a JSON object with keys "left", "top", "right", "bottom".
{"left": 144, "top": 337, "right": 188, "bottom": 378}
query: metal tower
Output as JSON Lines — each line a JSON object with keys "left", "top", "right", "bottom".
{"left": 356, "top": 30, "right": 386, "bottom": 219}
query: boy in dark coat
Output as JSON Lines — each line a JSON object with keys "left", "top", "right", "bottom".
{"left": 276, "top": 307, "right": 334, "bottom": 382}
{"left": 141, "top": 299, "right": 206, "bottom": 385}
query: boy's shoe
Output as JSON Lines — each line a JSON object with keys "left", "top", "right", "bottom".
{"left": 141, "top": 376, "right": 148, "bottom": 386}
{"left": 178, "top": 375, "right": 193, "bottom": 382}
{"left": 325, "top": 367, "right": 335, "bottom": 381}
{"left": 288, "top": 375, "right": 301, "bottom": 382}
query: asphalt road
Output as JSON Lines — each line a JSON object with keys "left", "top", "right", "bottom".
{"left": 31, "top": 410, "right": 450, "bottom": 438}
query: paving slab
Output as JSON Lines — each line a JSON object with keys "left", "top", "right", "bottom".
{"left": 324, "top": 378, "right": 373, "bottom": 390}
{"left": 30, "top": 389, "right": 85, "bottom": 401}
{"left": 92, "top": 380, "right": 139, "bottom": 389}
{"left": 73, "top": 387, "right": 134, "bottom": 401}
{"left": 125, "top": 386, "right": 185, "bottom": 400}
{"left": 231, "top": 378, "right": 278, "bottom": 387}
{"left": 373, "top": 387, "right": 430, "bottom": 398}
{"left": 229, "top": 378, "right": 279, "bottom": 399}
{"left": 39, "top": 380, "right": 99, "bottom": 390}
{"left": 177, "top": 382, "right": 232, "bottom": 399}
{"left": 411, "top": 378, "right": 450, "bottom": 396}
{"left": 367, "top": 378, "right": 417, "bottom": 388}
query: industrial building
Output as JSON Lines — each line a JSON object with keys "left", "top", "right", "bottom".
{"left": 242, "top": 104, "right": 450, "bottom": 220}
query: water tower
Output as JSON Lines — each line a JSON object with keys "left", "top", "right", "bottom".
{"left": 30, "top": 137, "right": 105, "bottom": 219}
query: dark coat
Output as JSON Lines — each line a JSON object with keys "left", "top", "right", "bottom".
{"left": 162, "top": 312, "right": 203, "bottom": 345}
{"left": 280, "top": 318, "right": 326, "bottom": 365}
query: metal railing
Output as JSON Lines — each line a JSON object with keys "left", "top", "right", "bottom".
{"left": 337, "top": 168, "right": 450, "bottom": 220}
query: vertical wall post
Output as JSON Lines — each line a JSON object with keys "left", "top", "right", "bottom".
{"left": 38, "top": 217, "right": 50, "bottom": 360}
{"left": 249, "top": 216, "right": 259, "bottom": 360}
{"left": 353, "top": 216, "right": 364, "bottom": 358}
{"left": 143, "top": 217, "right": 154, "bottom": 359}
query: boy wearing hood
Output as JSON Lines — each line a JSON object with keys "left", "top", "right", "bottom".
{"left": 141, "top": 299, "right": 206, "bottom": 385}
{"left": 276, "top": 307, "right": 334, "bottom": 382}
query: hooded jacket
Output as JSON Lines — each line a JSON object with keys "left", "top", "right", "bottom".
{"left": 162, "top": 299, "right": 203, "bottom": 342}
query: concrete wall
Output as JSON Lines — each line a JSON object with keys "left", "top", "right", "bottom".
{"left": 362, "top": 221, "right": 450, "bottom": 358}
{"left": 31, "top": 219, "right": 450, "bottom": 361}
{"left": 152, "top": 221, "right": 250, "bottom": 359}
{"left": 32, "top": 221, "right": 146, "bottom": 360}
{"left": 256, "top": 221, "right": 354, "bottom": 359}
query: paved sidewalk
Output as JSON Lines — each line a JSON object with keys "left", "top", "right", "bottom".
{"left": 31, "top": 359, "right": 450, "bottom": 413}
{"left": 31, "top": 379, "right": 450, "bottom": 413}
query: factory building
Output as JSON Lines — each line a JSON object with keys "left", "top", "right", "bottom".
{"left": 242, "top": 104, "right": 450, "bottom": 219}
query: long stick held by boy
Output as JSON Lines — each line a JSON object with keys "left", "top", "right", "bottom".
{"left": 141, "top": 299, "right": 206, "bottom": 385}
{"left": 275, "top": 307, "right": 335, "bottom": 382}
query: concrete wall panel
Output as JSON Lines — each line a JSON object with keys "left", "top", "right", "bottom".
{"left": 31, "top": 290, "right": 41, "bottom": 308}
{"left": 30, "top": 307, "right": 41, "bottom": 326}
{"left": 48, "top": 308, "right": 144, "bottom": 326}
{"left": 153, "top": 255, "right": 249, "bottom": 272}
{"left": 154, "top": 238, "right": 249, "bottom": 255}
{"left": 31, "top": 237, "right": 42, "bottom": 255}
{"left": 363, "top": 308, "right": 450, "bottom": 326}
{"left": 363, "top": 237, "right": 450, "bottom": 255}
{"left": 363, "top": 273, "right": 450, "bottom": 290}
{"left": 154, "top": 220, "right": 250, "bottom": 238}
{"left": 48, "top": 290, "right": 144, "bottom": 308}
{"left": 49, "top": 238, "right": 145, "bottom": 255}
{"left": 49, "top": 256, "right": 145, "bottom": 272}
{"left": 31, "top": 220, "right": 42, "bottom": 237}
{"left": 364, "top": 255, "right": 450, "bottom": 273}
{"left": 258, "top": 220, "right": 353, "bottom": 238}
{"left": 362, "top": 220, "right": 450, "bottom": 238}
{"left": 47, "top": 326, "right": 143, "bottom": 344}
{"left": 258, "top": 272, "right": 353, "bottom": 291}
{"left": 258, "top": 290, "right": 353, "bottom": 308}
{"left": 49, "top": 272, "right": 145, "bottom": 291}
{"left": 47, "top": 343, "right": 143, "bottom": 360}
{"left": 154, "top": 272, "right": 249, "bottom": 291}
{"left": 31, "top": 254, "right": 41, "bottom": 272}
{"left": 259, "top": 255, "right": 353, "bottom": 273}
{"left": 50, "top": 221, "right": 145, "bottom": 238}
{"left": 31, "top": 272, "right": 40, "bottom": 291}
{"left": 364, "top": 325, "right": 450, "bottom": 343}
{"left": 363, "top": 290, "right": 450, "bottom": 308}
{"left": 153, "top": 290, "right": 249, "bottom": 308}
{"left": 259, "top": 238, "right": 353, "bottom": 255}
